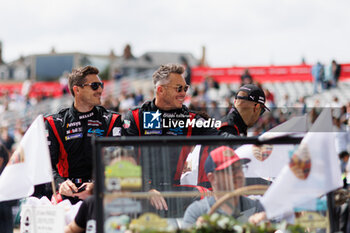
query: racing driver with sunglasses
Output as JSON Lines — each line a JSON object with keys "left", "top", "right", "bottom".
{"left": 40, "top": 66, "right": 124, "bottom": 204}
{"left": 124, "top": 63, "right": 226, "bottom": 137}
{"left": 124, "top": 64, "right": 232, "bottom": 217}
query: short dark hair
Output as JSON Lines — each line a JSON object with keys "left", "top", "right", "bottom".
{"left": 68, "top": 66, "right": 99, "bottom": 96}
{"left": 339, "top": 150, "right": 349, "bottom": 160}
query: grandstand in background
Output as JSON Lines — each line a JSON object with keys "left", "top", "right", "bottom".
{"left": 1, "top": 41, "right": 350, "bottom": 130}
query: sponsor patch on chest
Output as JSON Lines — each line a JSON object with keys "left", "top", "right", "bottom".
{"left": 87, "top": 128, "right": 105, "bottom": 137}
{"left": 66, "top": 127, "right": 83, "bottom": 135}
{"left": 79, "top": 112, "right": 94, "bottom": 119}
{"left": 65, "top": 133, "right": 83, "bottom": 141}
{"left": 66, "top": 121, "right": 81, "bottom": 128}
{"left": 144, "top": 130, "right": 162, "bottom": 135}
{"left": 88, "top": 120, "right": 102, "bottom": 127}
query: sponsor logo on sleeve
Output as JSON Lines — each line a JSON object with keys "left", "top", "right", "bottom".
{"left": 112, "top": 127, "right": 122, "bottom": 136}
{"left": 123, "top": 120, "right": 131, "bottom": 129}
{"left": 56, "top": 117, "right": 63, "bottom": 122}
{"left": 86, "top": 220, "right": 96, "bottom": 233}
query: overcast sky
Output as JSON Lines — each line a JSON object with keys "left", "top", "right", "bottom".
{"left": 1, "top": 0, "right": 349, "bottom": 67}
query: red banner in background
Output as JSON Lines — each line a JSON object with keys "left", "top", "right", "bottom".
{"left": 1, "top": 64, "right": 350, "bottom": 97}
{"left": 191, "top": 64, "right": 350, "bottom": 84}
{"left": 0, "top": 81, "right": 113, "bottom": 98}
{"left": 30, "top": 82, "right": 63, "bottom": 98}
{"left": 0, "top": 82, "right": 63, "bottom": 98}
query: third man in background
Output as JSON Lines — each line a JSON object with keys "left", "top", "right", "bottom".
{"left": 219, "top": 84, "right": 270, "bottom": 136}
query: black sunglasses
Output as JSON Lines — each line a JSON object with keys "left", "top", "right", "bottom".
{"left": 236, "top": 95, "right": 265, "bottom": 116}
{"left": 79, "top": 82, "right": 104, "bottom": 91}
{"left": 256, "top": 104, "right": 266, "bottom": 116}
{"left": 164, "top": 85, "right": 189, "bottom": 93}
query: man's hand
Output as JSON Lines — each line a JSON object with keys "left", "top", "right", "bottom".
{"left": 73, "top": 182, "right": 94, "bottom": 200}
{"left": 149, "top": 189, "right": 168, "bottom": 211}
{"left": 248, "top": 211, "right": 267, "bottom": 225}
{"left": 59, "top": 179, "right": 78, "bottom": 197}
{"left": 195, "top": 216, "right": 206, "bottom": 227}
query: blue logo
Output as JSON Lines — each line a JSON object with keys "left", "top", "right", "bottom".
{"left": 144, "top": 130, "right": 162, "bottom": 135}
{"left": 88, "top": 128, "right": 105, "bottom": 137}
{"left": 169, "top": 127, "right": 184, "bottom": 135}
{"left": 65, "top": 133, "right": 83, "bottom": 141}
{"left": 143, "top": 110, "right": 161, "bottom": 129}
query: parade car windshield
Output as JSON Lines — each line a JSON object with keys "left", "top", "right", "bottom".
{"left": 94, "top": 135, "right": 332, "bottom": 232}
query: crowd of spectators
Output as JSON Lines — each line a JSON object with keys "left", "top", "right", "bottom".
{"left": 0, "top": 88, "right": 56, "bottom": 151}
{"left": 311, "top": 60, "right": 342, "bottom": 93}
{"left": 98, "top": 73, "right": 350, "bottom": 175}
{"left": 1, "top": 75, "right": 350, "bottom": 160}
{"left": 1, "top": 65, "right": 350, "bottom": 232}
{"left": 99, "top": 78, "right": 348, "bottom": 137}
{"left": 2, "top": 76, "right": 349, "bottom": 154}
{"left": 0, "top": 64, "right": 348, "bottom": 167}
